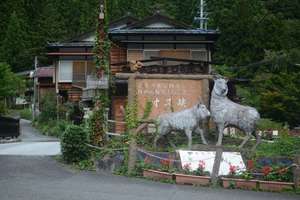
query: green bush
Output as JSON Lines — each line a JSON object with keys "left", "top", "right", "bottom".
{"left": 0, "top": 100, "right": 6, "bottom": 115}
{"left": 38, "top": 93, "right": 57, "bottom": 123}
{"left": 257, "top": 118, "right": 285, "bottom": 131}
{"left": 19, "top": 108, "right": 32, "bottom": 120}
{"left": 61, "top": 124, "right": 90, "bottom": 163}
{"left": 255, "top": 135, "right": 300, "bottom": 158}
{"left": 47, "top": 120, "right": 69, "bottom": 138}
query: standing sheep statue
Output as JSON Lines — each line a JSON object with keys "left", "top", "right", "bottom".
{"left": 210, "top": 76, "right": 261, "bottom": 149}
{"left": 154, "top": 102, "right": 210, "bottom": 149}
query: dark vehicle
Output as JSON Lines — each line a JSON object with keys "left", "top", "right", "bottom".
{"left": 0, "top": 116, "right": 20, "bottom": 138}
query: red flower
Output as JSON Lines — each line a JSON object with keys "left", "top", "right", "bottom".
{"left": 198, "top": 160, "right": 206, "bottom": 170}
{"left": 183, "top": 163, "right": 191, "bottom": 171}
{"left": 262, "top": 166, "right": 272, "bottom": 176}
{"left": 160, "top": 159, "right": 170, "bottom": 167}
{"left": 247, "top": 160, "right": 254, "bottom": 171}
{"left": 229, "top": 164, "right": 237, "bottom": 175}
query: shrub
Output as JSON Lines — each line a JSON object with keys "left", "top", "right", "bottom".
{"left": 0, "top": 100, "right": 6, "bottom": 115}
{"left": 257, "top": 118, "right": 284, "bottom": 131}
{"left": 48, "top": 120, "right": 69, "bottom": 138}
{"left": 38, "top": 93, "right": 57, "bottom": 123}
{"left": 255, "top": 135, "right": 300, "bottom": 158}
{"left": 61, "top": 124, "right": 90, "bottom": 163}
{"left": 19, "top": 108, "right": 32, "bottom": 120}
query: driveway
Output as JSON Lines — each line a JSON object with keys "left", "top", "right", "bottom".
{"left": 0, "top": 119, "right": 60, "bottom": 156}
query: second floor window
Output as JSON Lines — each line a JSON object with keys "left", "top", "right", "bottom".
{"left": 59, "top": 60, "right": 73, "bottom": 82}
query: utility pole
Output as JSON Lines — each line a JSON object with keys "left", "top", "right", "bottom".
{"left": 194, "top": 0, "right": 208, "bottom": 30}
{"left": 32, "top": 56, "right": 38, "bottom": 121}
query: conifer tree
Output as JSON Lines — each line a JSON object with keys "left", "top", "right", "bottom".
{"left": 0, "top": 11, "right": 28, "bottom": 71}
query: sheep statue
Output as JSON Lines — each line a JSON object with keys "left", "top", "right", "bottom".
{"left": 154, "top": 102, "right": 210, "bottom": 149}
{"left": 210, "top": 76, "right": 261, "bottom": 149}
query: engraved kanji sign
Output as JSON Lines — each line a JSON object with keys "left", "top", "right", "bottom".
{"left": 136, "top": 79, "right": 204, "bottom": 119}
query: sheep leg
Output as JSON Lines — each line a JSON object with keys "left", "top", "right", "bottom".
{"left": 154, "top": 124, "right": 169, "bottom": 148}
{"left": 216, "top": 124, "right": 224, "bottom": 146}
{"left": 195, "top": 127, "right": 208, "bottom": 145}
{"left": 239, "top": 133, "right": 251, "bottom": 149}
{"left": 153, "top": 135, "right": 160, "bottom": 148}
{"left": 251, "top": 132, "right": 261, "bottom": 151}
{"left": 185, "top": 129, "right": 193, "bottom": 149}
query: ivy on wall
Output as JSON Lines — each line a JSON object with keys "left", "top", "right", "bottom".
{"left": 89, "top": 0, "right": 111, "bottom": 146}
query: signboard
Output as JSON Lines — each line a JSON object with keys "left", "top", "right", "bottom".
{"left": 136, "top": 79, "right": 203, "bottom": 119}
{"left": 178, "top": 150, "right": 246, "bottom": 176}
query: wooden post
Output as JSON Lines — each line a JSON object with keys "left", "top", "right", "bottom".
{"left": 127, "top": 75, "right": 137, "bottom": 175}
{"left": 294, "top": 155, "right": 300, "bottom": 188}
{"left": 211, "top": 147, "right": 223, "bottom": 186}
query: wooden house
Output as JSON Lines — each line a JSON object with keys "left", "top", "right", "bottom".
{"left": 35, "top": 66, "right": 55, "bottom": 109}
{"left": 47, "top": 13, "right": 218, "bottom": 129}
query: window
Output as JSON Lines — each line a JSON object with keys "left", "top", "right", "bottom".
{"left": 127, "top": 50, "right": 143, "bottom": 62}
{"left": 59, "top": 60, "right": 73, "bottom": 82}
{"left": 191, "top": 50, "right": 208, "bottom": 61}
{"left": 143, "top": 50, "right": 160, "bottom": 60}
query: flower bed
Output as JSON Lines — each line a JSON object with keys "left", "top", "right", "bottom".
{"left": 258, "top": 180, "right": 294, "bottom": 192}
{"left": 175, "top": 173, "right": 211, "bottom": 186}
{"left": 143, "top": 169, "right": 174, "bottom": 181}
{"left": 221, "top": 177, "right": 258, "bottom": 190}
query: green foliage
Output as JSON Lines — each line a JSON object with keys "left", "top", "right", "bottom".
{"left": 0, "top": 11, "right": 30, "bottom": 71}
{"left": 19, "top": 108, "right": 32, "bottom": 120}
{"left": 0, "top": 101, "right": 7, "bottom": 115}
{"left": 35, "top": 119, "right": 70, "bottom": 138}
{"left": 263, "top": 166, "right": 293, "bottom": 182}
{"left": 88, "top": 92, "right": 109, "bottom": 146}
{"left": 257, "top": 118, "right": 285, "bottom": 131}
{"left": 208, "top": 0, "right": 300, "bottom": 127}
{"left": 255, "top": 135, "right": 300, "bottom": 158}
{"left": 0, "top": 63, "right": 24, "bottom": 99}
{"left": 142, "top": 100, "right": 153, "bottom": 120}
{"left": 73, "top": 159, "right": 95, "bottom": 171}
{"left": 125, "top": 101, "right": 138, "bottom": 130}
{"left": 61, "top": 124, "right": 90, "bottom": 163}
{"left": 38, "top": 93, "right": 57, "bottom": 123}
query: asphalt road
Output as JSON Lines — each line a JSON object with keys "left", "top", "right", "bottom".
{"left": 0, "top": 119, "right": 299, "bottom": 200}
{"left": 0, "top": 119, "right": 60, "bottom": 156}
{"left": 0, "top": 156, "right": 299, "bottom": 200}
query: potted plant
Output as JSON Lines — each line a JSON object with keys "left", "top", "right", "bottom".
{"left": 221, "top": 162, "right": 259, "bottom": 190}
{"left": 175, "top": 161, "right": 211, "bottom": 186}
{"left": 258, "top": 165, "right": 294, "bottom": 192}
{"left": 143, "top": 157, "right": 174, "bottom": 181}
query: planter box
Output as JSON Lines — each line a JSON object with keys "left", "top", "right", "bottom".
{"left": 143, "top": 169, "right": 173, "bottom": 181}
{"left": 221, "top": 177, "right": 258, "bottom": 190}
{"left": 258, "top": 180, "right": 294, "bottom": 192}
{"left": 175, "top": 174, "right": 211, "bottom": 186}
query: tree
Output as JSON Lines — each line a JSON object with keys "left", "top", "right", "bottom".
{"left": 0, "top": 11, "right": 29, "bottom": 72}
{"left": 0, "top": 63, "right": 24, "bottom": 101}
{"left": 207, "top": 0, "right": 285, "bottom": 67}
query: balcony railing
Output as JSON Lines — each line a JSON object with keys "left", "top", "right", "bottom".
{"left": 86, "top": 74, "right": 109, "bottom": 89}
{"left": 82, "top": 75, "right": 109, "bottom": 101}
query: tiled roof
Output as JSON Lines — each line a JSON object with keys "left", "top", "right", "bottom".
{"left": 110, "top": 28, "right": 218, "bottom": 34}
